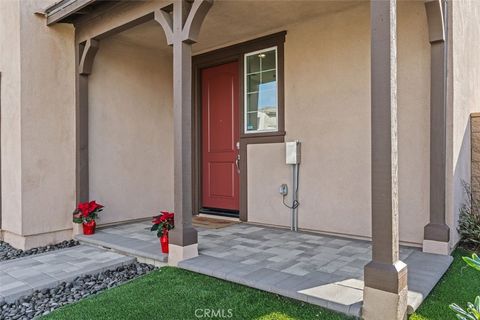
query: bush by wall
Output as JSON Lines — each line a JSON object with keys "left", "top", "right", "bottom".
{"left": 458, "top": 182, "right": 480, "bottom": 251}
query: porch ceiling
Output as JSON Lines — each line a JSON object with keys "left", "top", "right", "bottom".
{"left": 113, "top": 0, "right": 365, "bottom": 54}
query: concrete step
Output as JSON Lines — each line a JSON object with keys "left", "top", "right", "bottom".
{"left": 76, "top": 229, "right": 167, "bottom": 266}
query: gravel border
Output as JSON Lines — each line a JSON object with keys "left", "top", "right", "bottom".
{"left": 0, "top": 262, "right": 156, "bottom": 320}
{"left": 0, "top": 240, "right": 80, "bottom": 262}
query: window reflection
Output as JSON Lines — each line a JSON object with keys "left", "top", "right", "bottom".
{"left": 245, "top": 48, "right": 278, "bottom": 133}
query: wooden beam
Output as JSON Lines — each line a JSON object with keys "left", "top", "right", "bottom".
{"left": 95, "top": 13, "right": 154, "bottom": 41}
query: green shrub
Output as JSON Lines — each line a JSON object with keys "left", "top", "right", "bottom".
{"left": 450, "top": 297, "right": 480, "bottom": 320}
{"left": 458, "top": 182, "right": 480, "bottom": 250}
{"left": 463, "top": 253, "right": 480, "bottom": 271}
{"left": 449, "top": 253, "right": 480, "bottom": 320}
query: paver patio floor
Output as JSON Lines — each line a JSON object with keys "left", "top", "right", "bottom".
{"left": 78, "top": 221, "right": 453, "bottom": 318}
{"left": 0, "top": 245, "right": 134, "bottom": 303}
{"left": 179, "top": 223, "right": 453, "bottom": 317}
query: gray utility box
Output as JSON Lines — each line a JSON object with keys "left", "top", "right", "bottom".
{"left": 286, "top": 140, "right": 301, "bottom": 164}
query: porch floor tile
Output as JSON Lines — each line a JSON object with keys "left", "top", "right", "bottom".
{"left": 78, "top": 221, "right": 453, "bottom": 318}
{"left": 178, "top": 223, "right": 453, "bottom": 318}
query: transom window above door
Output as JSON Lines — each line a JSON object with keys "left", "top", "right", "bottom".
{"left": 244, "top": 47, "right": 278, "bottom": 133}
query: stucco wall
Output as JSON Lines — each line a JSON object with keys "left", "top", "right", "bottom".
{"left": 448, "top": 0, "right": 480, "bottom": 247}
{"left": 89, "top": 38, "right": 174, "bottom": 225}
{"left": 20, "top": 1, "right": 75, "bottom": 237}
{"left": 0, "top": 0, "right": 75, "bottom": 247}
{"left": 0, "top": 0, "right": 22, "bottom": 235}
{"left": 248, "top": 2, "right": 430, "bottom": 246}
{"left": 248, "top": 143, "right": 290, "bottom": 228}
{"left": 0, "top": 0, "right": 453, "bottom": 248}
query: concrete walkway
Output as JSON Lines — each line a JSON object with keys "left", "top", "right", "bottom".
{"left": 0, "top": 245, "right": 134, "bottom": 303}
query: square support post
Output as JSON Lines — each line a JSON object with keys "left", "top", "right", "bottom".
{"left": 362, "top": 1, "right": 408, "bottom": 319}
{"left": 423, "top": 0, "right": 450, "bottom": 255}
{"left": 75, "top": 39, "right": 98, "bottom": 235}
{"left": 158, "top": 0, "right": 213, "bottom": 266}
{"left": 168, "top": 36, "right": 199, "bottom": 266}
{"left": 77, "top": 73, "right": 89, "bottom": 204}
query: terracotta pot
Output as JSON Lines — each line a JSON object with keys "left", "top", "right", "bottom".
{"left": 160, "top": 232, "right": 169, "bottom": 254}
{"left": 82, "top": 220, "right": 96, "bottom": 235}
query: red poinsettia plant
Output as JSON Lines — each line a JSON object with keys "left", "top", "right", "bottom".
{"left": 72, "top": 201, "right": 104, "bottom": 224}
{"left": 151, "top": 211, "right": 174, "bottom": 237}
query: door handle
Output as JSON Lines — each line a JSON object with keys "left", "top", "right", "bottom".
{"left": 235, "top": 154, "right": 240, "bottom": 174}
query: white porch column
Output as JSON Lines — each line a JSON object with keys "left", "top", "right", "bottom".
{"left": 362, "top": 1, "right": 408, "bottom": 319}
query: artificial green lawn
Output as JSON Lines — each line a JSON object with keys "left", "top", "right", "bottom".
{"left": 42, "top": 267, "right": 349, "bottom": 320}
{"left": 43, "top": 249, "right": 478, "bottom": 320}
{"left": 410, "top": 249, "right": 480, "bottom": 320}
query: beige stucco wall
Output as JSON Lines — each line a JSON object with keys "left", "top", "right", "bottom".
{"left": 0, "top": 0, "right": 22, "bottom": 235}
{"left": 248, "top": 2, "right": 430, "bottom": 246}
{"left": 0, "top": 0, "right": 75, "bottom": 248}
{"left": 447, "top": 0, "right": 480, "bottom": 248}
{"left": 248, "top": 143, "right": 291, "bottom": 228}
{"left": 1, "top": 0, "right": 469, "bottom": 250}
{"left": 89, "top": 38, "right": 174, "bottom": 225}
{"left": 70, "top": 0, "right": 431, "bottom": 245}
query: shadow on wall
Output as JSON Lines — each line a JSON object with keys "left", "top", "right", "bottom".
{"left": 88, "top": 38, "right": 174, "bottom": 226}
{"left": 452, "top": 117, "right": 472, "bottom": 247}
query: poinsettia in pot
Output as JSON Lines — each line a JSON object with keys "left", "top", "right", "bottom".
{"left": 151, "top": 211, "right": 174, "bottom": 254}
{"left": 72, "top": 201, "right": 104, "bottom": 235}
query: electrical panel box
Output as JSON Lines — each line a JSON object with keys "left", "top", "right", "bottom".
{"left": 286, "top": 140, "right": 301, "bottom": 164}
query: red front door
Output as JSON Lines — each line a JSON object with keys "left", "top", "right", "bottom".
{"left": 201, "top": 62, "right": 240, "bottom": 211}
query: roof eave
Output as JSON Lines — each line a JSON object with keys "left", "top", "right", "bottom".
{"left": 45, "top": 0, "right": 98, "bottom": 25}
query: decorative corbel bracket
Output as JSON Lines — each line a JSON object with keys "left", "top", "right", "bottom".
{"left": 154, "top": 0, "right": 213, "bottom": 46}
{"left": 425, "top": 0, "right": 445, "bottom": 43}
{"left": 79, "top": 39, "right": 99, "bottom": 75}
{"left": 154, "top": 5, "right": 174, "bottom": 46}
{"left": 181, "top": 0, "right": 213, "bottom": 44}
